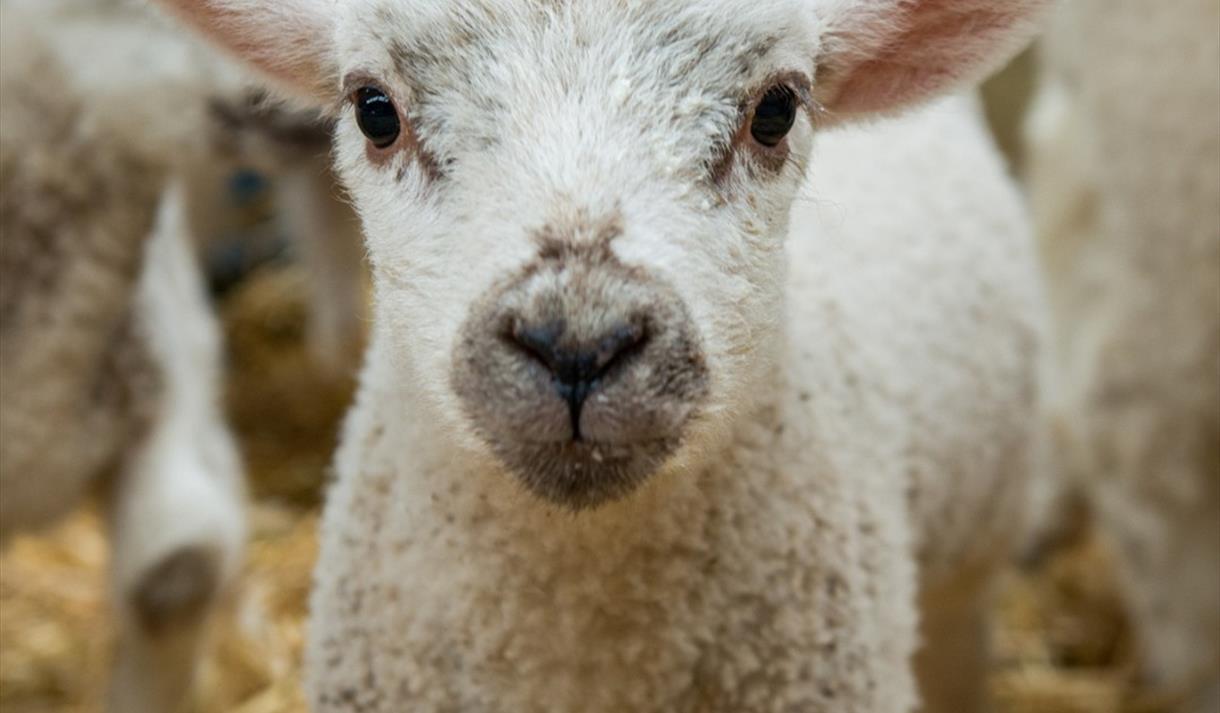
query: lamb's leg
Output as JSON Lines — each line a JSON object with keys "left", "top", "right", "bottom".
{"left": 106, "top": 181, "right": 247, "bottom": 713}
{"left": 913, "top": 566, "right": 994, "bottom": 713}
{"left": 1098, "top": 470, "right": 1220, "bottom": 713}
{"left": 275, "top": 163, "right": 366, "bottom": 376}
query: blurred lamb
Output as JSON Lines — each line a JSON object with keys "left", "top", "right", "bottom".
{"left": 7, "top": 0, "right": 369, "bottom": 376}
{"left": 0, "top": 11, "right": 244, "bottom": 713}
{"left": 1027, "top": 0, "right": 1220, "bottom": 709}
{"left": 157, "top": 0, "right": 1049, "bottom": 711}
{"left": 205, "top": 89, "right": 369, "bottom": 374}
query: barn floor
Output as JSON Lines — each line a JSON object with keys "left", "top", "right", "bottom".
{"left": 0, "top": 263, "right": 1174, "bottom": 713}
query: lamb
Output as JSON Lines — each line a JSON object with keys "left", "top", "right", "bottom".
{"left": 0, "top": 12, "right": 245, "bottom": 713}
{"left": 155, "top": 1, "right": 1049, "bottom": 710}
{"left": 1026, "top": 1, "right": 1220, "bottom": 709}
{"left": 207, "top": 89, "right": 370, "bottom": 375}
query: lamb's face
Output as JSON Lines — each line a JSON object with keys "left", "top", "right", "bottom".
{"left": 156, "top": 0, "right": 1048, "bottom": 508}
{"left": 331, "top": 0, "right": 817, "bottom": 508}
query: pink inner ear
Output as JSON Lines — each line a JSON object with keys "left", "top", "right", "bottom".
{"left": 820, "top": 0, "right": 1043, "bottom": 117}
{"left": 154, "top": 0, "right": 335, "bottom": 101}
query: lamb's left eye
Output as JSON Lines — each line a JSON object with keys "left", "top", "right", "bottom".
{"left": 750, "top": 86, "right": 797, "bottom": 148}
{"left": 354, "top": 86, "right": 400, "bottom": 148}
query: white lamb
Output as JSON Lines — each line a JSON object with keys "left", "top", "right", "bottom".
{"left": 0, "top": 13, "right": 245, "bottom": 713}
{"left": 1027, "top": 0, "right": 1220, "bottom": 709}
{"left": 156, "top": 1, "right": 1049, "bottom": 710}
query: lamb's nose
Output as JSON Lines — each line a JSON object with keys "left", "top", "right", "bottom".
{"left": 508, "top": 318, "right": 648, "bottom": 440}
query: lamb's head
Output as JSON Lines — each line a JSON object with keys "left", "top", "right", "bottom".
{"left": 340, "top": 3, "right": 823, "bottom": 509}
{"left": 155, "top": 0, "right": 1049, "bottom": 508}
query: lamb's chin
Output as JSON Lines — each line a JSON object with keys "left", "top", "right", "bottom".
{"left": 491, "top": 437, "right": 681, "bottom": 511}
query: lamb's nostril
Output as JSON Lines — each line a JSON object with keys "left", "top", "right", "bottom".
{"left": 508, "top": 320, "right": 567, "bottom": 375}
{"left": 506, "top": 318, "right": 649, "bottom": 440}
{"left": 593, "top": 322, "right": 648, "bottom": 376}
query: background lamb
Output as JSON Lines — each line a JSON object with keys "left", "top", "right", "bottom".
{"left": 0, "top": 11, "right": 245, "bottom": 712}
{"left": 199, "top": 89, "right": 370, "bottom": 377}
{"left": 0, "top": 2, "right": 376, "bottom": 704}
{"left": 154, "top": 1, "right": 1050, "bottom": 711}
{"left": 1026, "top": 0, "right": 1220, "bottom": 709}
{"left": 5, "top": 0, "right": 370, "bottom": 378}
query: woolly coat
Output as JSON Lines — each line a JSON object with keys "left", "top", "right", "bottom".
{"left": 305, "top": 93, "right": 1042, "bottom": 713}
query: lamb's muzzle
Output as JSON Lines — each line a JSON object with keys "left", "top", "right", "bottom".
{"left": 451, "top": 241, "right": 709, "bottom": 509}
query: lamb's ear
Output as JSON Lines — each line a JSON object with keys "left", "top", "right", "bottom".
{"left": 150, "top": 0, "right": 338, "bottom": 102}
{"left": 812, "top": 0, "right": 1050, "bottom": 120}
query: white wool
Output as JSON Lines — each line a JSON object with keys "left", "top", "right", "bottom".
{"left": 301, "top": 91, "right": 1042, "bottom": 713}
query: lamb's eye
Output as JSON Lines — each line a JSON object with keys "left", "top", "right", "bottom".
{"left": 354, "top": 86, "right": 400, "bottom": 148}
{"left": 750, "top": 86, "right": 797, "bottom": 148}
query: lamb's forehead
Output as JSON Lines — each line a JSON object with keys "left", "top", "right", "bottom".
{"left": 334, "top": 0, "right": 819, "bottom": 96}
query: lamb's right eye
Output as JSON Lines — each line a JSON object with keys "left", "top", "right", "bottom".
{"left": 354, "top": 87, "right": 400, "bottom": 148}
{"left": 750, "top": 85, "right": 797, "bottom": 148}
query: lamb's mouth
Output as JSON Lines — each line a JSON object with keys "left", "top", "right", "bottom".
{"left": 487, "top": 436, "right": 682, "bottom": 510}
{"left": 449, "top": 234, "right": 711, "bottom": 509}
